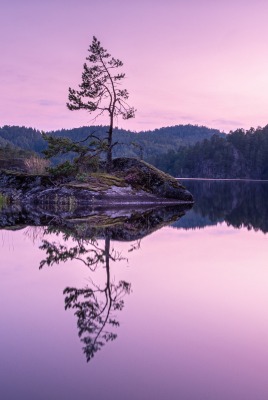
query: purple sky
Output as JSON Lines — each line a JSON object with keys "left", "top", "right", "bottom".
{"left": 1, "top": 0, "right": 268, "bottom": 133}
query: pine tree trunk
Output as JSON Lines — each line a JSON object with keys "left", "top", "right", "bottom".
{"left": 106, "top": 115, "right": 113, "bottom": 172}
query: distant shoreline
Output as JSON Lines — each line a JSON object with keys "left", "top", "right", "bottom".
{"left": 177, "top": 178, "right": 268, "bottom": 182}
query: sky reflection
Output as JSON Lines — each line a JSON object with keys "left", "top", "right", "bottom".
{"left": 1, "top": 218, "right": 268, "bottom": 399}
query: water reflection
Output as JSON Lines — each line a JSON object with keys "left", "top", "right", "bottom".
{"left": 2, "top": 184, "right": 268, "bottom": 399}
{"left": 174, "top": 180, "right": 268, "bottom": 233}
{"left": 1, "top": 204, "right": 190, "bottom": 361}
{"left": 40, "top": 228, "right": 131, "bottom": 361}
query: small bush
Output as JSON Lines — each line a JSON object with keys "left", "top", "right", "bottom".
{"left": 75, "top": 155, "right": 100, "bottom": 173}
{"left": 76, "top": 173, "right": 89, "bottom": 182}
{"left": 47, "top": 161, "right": 78, "bottom": 177}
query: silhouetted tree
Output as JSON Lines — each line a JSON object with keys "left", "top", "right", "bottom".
{"left": 67, "top": 36, "right": 135, "bottom": 171}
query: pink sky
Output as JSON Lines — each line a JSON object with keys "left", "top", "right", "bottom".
{"left": 1, "top": 0, "right": 268, "bottom": 133}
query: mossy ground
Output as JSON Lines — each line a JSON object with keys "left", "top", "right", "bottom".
{"left": 0, "top": 193, "right": 8, "bottom": 210}
{"left": 66, "top": 173, "right": 127, "bottom": 192}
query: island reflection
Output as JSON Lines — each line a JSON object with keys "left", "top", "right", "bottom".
{"left": 11, "top": 204, "right": 191, "bottom": 361}
{"left": 173, "top": 180, "right": 268, "bottom": 233}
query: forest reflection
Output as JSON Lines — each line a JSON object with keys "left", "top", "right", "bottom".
{"left": 173, "top": 180, "right": 268, "bottom": 233}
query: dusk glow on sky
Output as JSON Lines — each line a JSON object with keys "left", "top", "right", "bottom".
{"left": 1, "top": 0, "right": 268, "bottom": 133}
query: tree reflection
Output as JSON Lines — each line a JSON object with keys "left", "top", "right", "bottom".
{"left": 39, "top": 228, "right": 132, "bottom": 361}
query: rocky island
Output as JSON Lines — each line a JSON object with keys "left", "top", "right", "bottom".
{"left": 0, "top": 158, "right": 193, "bottom": 209}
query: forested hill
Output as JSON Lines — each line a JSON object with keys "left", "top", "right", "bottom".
{"left": 0, "top": 126, "right": 45, "bottom": 153}
{"left": 150, "top": 125, "right": 268, "bottom": 179}
{"left": 0, "top": 124, "right": 222, "bottom": 159}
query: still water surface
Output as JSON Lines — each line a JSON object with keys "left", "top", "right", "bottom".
{"left": 1, "top": 180, "right": 268, "bottom": 400}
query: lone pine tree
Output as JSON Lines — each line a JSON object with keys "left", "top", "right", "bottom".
{"left": 67, "top": 36, "right": 135, "bottom": 171}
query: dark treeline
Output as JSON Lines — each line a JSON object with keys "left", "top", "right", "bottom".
{"left": 173, "top": 180, "right": 268, "bottom": 233}
{"left": 0, "top": 124, "right": 221, "bottom": 161}
{"left": 150, "top": 126, "right": 268, "bottom": 179}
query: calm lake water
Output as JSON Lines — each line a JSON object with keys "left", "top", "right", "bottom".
{"left": 1, "top": 180, "right": 268, "bottom": 400}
